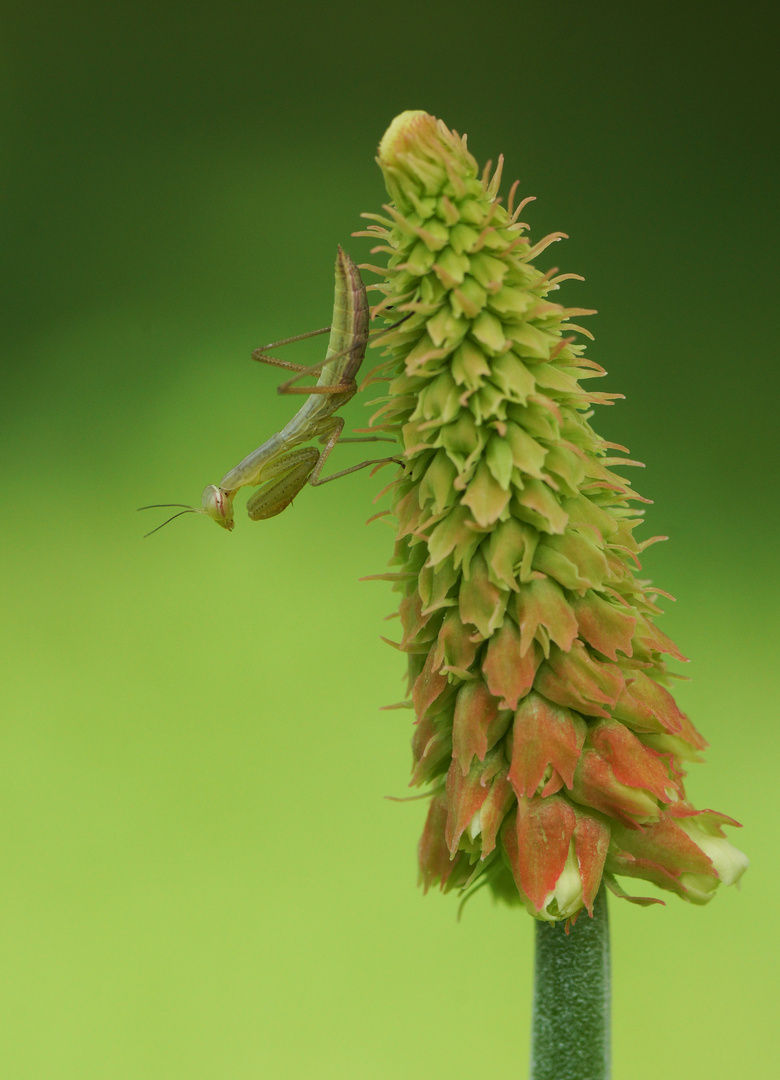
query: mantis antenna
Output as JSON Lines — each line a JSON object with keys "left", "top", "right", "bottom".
{"left": 137, "top": 504, "right": 202, "bottom": 537}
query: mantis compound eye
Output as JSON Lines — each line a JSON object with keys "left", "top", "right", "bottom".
{"left": 201, "top": 485, "right": 235, "bottom": 531}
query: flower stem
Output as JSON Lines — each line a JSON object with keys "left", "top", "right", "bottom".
{"left": 529, "top": 886, "right": 611, "bottom": 1080}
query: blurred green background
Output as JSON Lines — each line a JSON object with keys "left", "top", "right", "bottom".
{"left": 2, "top": 2, "right": 778, "bottom": 1076}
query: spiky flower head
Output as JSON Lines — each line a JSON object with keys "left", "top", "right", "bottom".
{"left": 357, "top": 111, "right": 747, "bottom": 922}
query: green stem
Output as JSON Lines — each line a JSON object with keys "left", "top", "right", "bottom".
{"left": 529, "top": 886, "right": 611, "bottom": 1080}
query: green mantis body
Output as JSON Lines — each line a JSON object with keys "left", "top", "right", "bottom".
{"left": 141, "top": 247, "right": 398, "bottom": 534}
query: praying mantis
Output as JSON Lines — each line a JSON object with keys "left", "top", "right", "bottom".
{"left": 140, "top": 247, "right": 402, "bottom": 535}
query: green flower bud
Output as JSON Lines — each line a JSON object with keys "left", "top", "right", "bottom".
{"left": 676, "top": 812, "right": 750, "bottom": 889}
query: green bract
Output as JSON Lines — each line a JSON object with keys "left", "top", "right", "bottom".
{"left": 358, "top": 111, "right": 747, "bottom": 922}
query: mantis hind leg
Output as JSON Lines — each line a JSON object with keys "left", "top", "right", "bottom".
{"left": 308, "top": 417, "right": 403, "bottom": 487}
{"left": 251, "top": 325, "right": 332, "bottom": 374}
{"left": 254, "top": 314, "right": 412, "bottom": 394}
{"left": 254, "top": 345, "right": 358, "bottom": 396}
{"left": 245, "top": 447, "right": 320, "bottom": 521}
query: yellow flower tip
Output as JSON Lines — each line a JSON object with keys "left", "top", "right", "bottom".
{"left": 378, "top": 110, "right": 436, "bottom": 166}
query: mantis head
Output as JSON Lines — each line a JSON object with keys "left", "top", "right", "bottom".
{"left": 201, "top": 485, "right": 235, "bottom": 531}
{"left": 138, "top": 486, "right": 235, "bottom": 536}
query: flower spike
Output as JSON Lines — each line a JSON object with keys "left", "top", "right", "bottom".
{"left": 363, "top": 111, "right": 746, "bottom": 921}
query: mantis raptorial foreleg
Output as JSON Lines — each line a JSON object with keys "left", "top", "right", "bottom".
{"left": 245, "top": 447, "right": 320, "bottom": 520}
